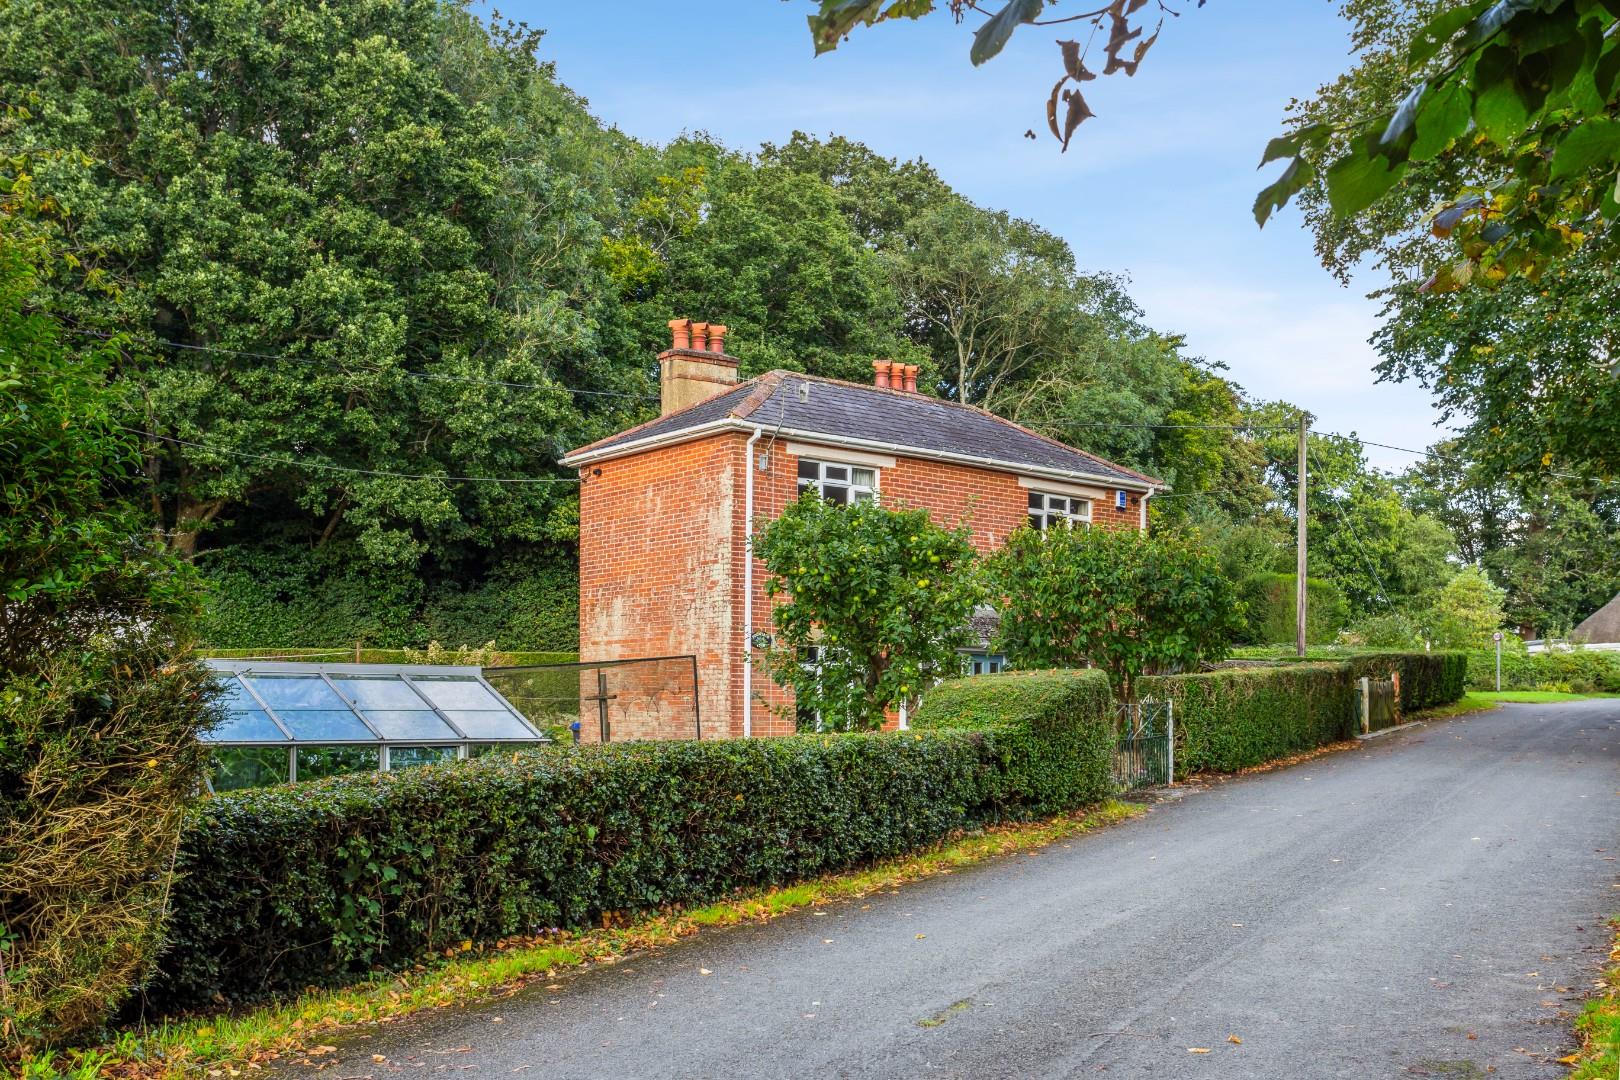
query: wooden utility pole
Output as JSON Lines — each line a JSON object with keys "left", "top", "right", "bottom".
{"left": 1296, "top": 413, "right": 1308, "bottom": 658}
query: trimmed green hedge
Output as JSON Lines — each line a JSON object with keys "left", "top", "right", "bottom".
{"left": 1138, "top": 650, "right": 1466, "bottom": 775}
{"left": 1139, "top": 662, "right": 1354, "bottom": 774}
{"left": 1340, "top": 650, "right": 1468, "bottom": 712}
{"left": 147, "top": 674, "right": 1115, "bottom": 1012}
{"left": 1236, "top": 573, "right": 1349, "bottom": 646}
{"left": 912, "top": 669, "right": 1116, "bottom": 812}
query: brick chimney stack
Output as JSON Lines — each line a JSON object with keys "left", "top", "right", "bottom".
{"left": 659, "top": 317, "right": 738, "bottom": 416}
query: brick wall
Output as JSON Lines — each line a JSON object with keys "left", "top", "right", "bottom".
{"left": 577, "top": 434, "right": 742, "bottom": 739}
{"left": 579, "top": 430, "right": 1148, "bottom": 740}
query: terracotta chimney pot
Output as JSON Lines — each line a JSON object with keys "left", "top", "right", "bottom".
{"left": 903, "top": 364, "right": 919, "bottom": 393}
{"left": 690, "top": 321, "right": 710, "bottom": 352}
{"left": 872, "top": 359, "right": 892, "bottom": 388}
{"left": 708, "top": 324, "right": 728, "bottom": 354}
{"left": 668, "top": 318, "right": 691, "bottom": 351}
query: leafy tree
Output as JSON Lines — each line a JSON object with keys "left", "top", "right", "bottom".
{"left": 656, "top": 156, "right": 922, "bottom": 383}
{"left": 2, "top": 0, "right": 628, "bottom": 564}
{"left": 1426, "top": 564, "right": 1507, "bottom": 649}
{"left": 1280, "top": 1, "right": 1620, "bottom": 480}
{"left": 754, "top": 494, "right": 983, "bottom": 731}
{"left": 986, "top": 524, "right": 1241, "bottom": 701}
{"left": 802, "top": 2, "right": 1620, "bottom": 482}
{"left": 1395, "top": 438, "right": 1620, "bottom": 637}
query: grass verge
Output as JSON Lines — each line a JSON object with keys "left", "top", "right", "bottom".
{"left": 32, "top": 801, "right": 1144, "bottom": 1079}
{"left": 1566, "top": 916, "right": 1620, "bottom": 1078}
{"left": 1415, "top": 692, "right": 1503, "bottom": 719}
{"left": 1474, "top": 690, "right": 1620, "bottom": 704}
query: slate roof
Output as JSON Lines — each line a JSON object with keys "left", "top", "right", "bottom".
{"left": 563, "top": 371, "right": 1159, "bottom": 487}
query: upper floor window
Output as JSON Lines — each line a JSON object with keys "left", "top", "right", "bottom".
{"left": 1028, "top": 490, "right": 1091, "bottom": 530}
{"left": 798, "top": 459, "right": 877, "bottom": 505}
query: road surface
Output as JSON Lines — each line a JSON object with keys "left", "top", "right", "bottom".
{"left": 288, "top": 698, "right": 1619, "bottom": 1079}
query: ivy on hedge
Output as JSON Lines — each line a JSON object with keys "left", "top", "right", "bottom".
{"left": 148, "top": 671, "right": 1116, "bottom": 1013}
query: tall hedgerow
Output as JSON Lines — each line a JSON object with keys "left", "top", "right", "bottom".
{"left": 0, "top": 160, "right": 215, "bottom": 1054}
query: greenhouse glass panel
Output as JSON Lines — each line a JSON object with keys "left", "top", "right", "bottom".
{"left": 244, "top": 673, "right": 347, "bottom": 711}
{"left": 218, "top": 675, "right": 261, "bottom": 711}
{"left": 208, "top": 709, "right": 286, "bottom": 744}
{"left": 443, "top": 710, "right": 535, "bottom": 739}
{"left": 388, "top": 745, "right": 458, "bottom": 769}
{"left": 296, "top": 745, "right": 378, "bottom": 780}
{"left": 363, "top": 710, "right": 457, "bottom": 741}
{"left": 211, "top": 746, "right": 290, "bottom": 791}
{"left": 410, "top": 676, "right": 506, "bottom": 712}
{"left": 329, "top": 675, "right": 430, "bottom": 711}
{"left": 278, "top": 709, "right": 374, "bottom": 742}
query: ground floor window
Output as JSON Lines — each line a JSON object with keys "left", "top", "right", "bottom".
{"left": 962, "top": 652, "right": 1007, "bottom": 676}
{"left": 1027, "top": 490, "right": 1091, "bottom": 530}
{"left": 798, "top": 458, "right": 877, "bottom": 505}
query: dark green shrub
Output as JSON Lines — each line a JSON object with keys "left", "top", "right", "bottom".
{"left": 1139, "top": 663, "right": 1355, "bottom": 774}
{"left": 1236, "top": 573, "right": 1349, "bottom": 646}
{"left": 148, "top": 680, "right": 1115, "bottom": 1012}
{"left": 196, "top": 544, "right": 578, "bottom": 651}
{"left": 195, "top": 647, "right": 579, "bottom": 666}
{"left": 912, "top": 670, "right": 1115, "bottom": 812}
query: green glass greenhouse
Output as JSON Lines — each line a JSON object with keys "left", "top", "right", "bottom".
{"left": 202, "top": 660, "right": 550, "bottom": 791}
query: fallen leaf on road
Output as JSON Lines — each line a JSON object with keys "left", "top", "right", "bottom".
{"left": 1557, "top": 1053, "right": 1580, "bottom": 1065}
{"left": 1228, "top": 1035, "right": 1241, "bottom": 1044}
{"left": 1188, "top": 1047, "right": 1210, "bottom": 1054}
{"left": 916, "top": 933, "right": 927, "bottom": 940}
{"left": 699, "top": 968, "right": 713, "bottom": 976}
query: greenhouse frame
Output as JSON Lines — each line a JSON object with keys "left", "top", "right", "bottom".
{"left": 202, "top": 660, "right": 551, "bottom": 791}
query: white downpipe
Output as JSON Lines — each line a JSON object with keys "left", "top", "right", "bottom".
{"left": 742, "top": 426, "right": 764, "bottom": 738}
{"left": 1139, "top": 489, "right": 1152, "bottom": 531}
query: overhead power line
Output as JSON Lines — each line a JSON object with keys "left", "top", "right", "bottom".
{"left": 67, "top": 327, "right": 658, "bottom": 401}
{"left": 121, "top": 428, "right": 581, "bottom": 485}
{"left": 1311, "top": 429, "right": 1618, "bottom": 487}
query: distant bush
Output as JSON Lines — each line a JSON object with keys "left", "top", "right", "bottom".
{"left": 1236, "top": 573, "right": 1349, "bottom": 646}
{"left": 147, "top": 673, "right": 1115, "bottom": 1012}
{"left": 1465, "top": 647, "right": 1620, "bottom": 693}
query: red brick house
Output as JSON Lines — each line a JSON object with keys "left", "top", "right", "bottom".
{"left": 560, "top": 318, "right": 1161, "bottom": 739}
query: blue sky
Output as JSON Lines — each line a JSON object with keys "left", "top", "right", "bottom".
{"left": 500, "top": 2, "right": 1449, "bottom": 472}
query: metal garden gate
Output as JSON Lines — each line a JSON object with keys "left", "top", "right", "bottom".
{"left": 1114, "top": 699, "right": 1174, "bottom": 789}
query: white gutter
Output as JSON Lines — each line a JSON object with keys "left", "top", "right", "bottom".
{"left": 564, "top": 419, "right": 1158, "bottom": 495}
{"left": 741, "top": 425, "right": 764, "bottom": 738}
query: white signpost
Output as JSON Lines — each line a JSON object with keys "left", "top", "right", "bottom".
{"left": 1493, "top": 631, "right": 1504, "bottom": 691}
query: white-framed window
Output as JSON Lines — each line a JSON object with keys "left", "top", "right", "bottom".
{"left": 798, "top": 458, "right": 877, "bottom": 505}
{"left": 1027, "top": 490, "right": 1091, "bottom": 530}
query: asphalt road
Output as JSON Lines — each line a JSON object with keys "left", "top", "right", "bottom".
{"left": 290, "top": 698, "right": 1620, "bottom": 1079}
